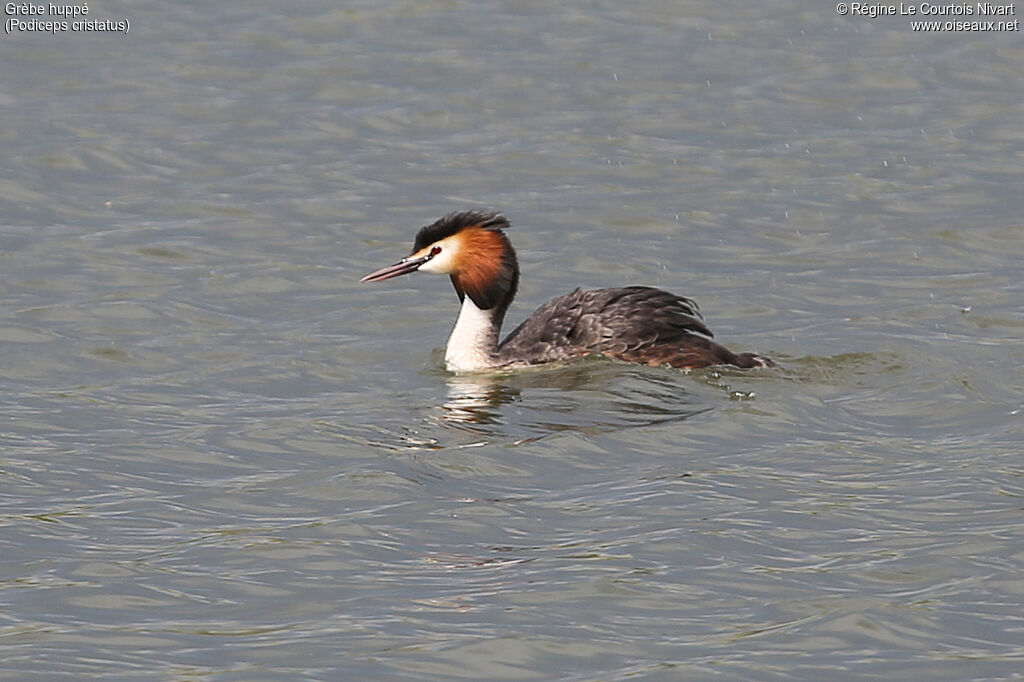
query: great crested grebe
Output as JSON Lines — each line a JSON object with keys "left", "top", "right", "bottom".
{"left": 361, "top": 210, "right": 772, "bottom": 372}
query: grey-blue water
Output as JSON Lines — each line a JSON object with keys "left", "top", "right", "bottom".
{"left": 2, "top": 1, "right": 1022, "bottom": 679}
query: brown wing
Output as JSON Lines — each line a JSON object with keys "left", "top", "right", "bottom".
{"left": 497, "top": 286, "right": 755, "bottom": 368}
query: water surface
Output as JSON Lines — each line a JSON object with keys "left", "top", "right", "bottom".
{"left": 2, "top": 1, "right": 1022, "bottom": 679}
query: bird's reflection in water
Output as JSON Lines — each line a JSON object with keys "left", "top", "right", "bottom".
{"left": 435, "top": 359, "right": 716, "bottom": 439}
{"left": 440, "top": 374, "right": 519, "bottom": 426}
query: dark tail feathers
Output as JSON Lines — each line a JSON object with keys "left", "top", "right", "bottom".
{"left": 733, "top": 352, "right": 774, "bottom": 369}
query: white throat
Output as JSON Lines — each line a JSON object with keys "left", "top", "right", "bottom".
{"left": 444, "top": 296, "right": 500, "bottom": 372}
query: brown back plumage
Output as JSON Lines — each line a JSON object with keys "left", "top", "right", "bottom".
{"left": 496, "top": 285, "right": 770, "bottom": 369}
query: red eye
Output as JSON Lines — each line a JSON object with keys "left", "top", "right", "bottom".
{"left": 430, "top": 246, "right": 442, "bottom": 256}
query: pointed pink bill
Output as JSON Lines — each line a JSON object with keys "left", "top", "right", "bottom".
{"left": 360, "top": 253, "right": 432, "bottom": 283}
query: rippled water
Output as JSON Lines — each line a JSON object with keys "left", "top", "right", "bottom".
{"left": 3, "top": 0, "right": 1023, "bottom": 679}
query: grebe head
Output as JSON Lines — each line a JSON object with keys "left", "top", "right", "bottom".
{"left": 361, "top": 210, "right": 519, "bottom": 311}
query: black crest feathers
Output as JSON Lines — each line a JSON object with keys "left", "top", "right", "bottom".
{"left": 412, "top": 210, "right": 510, "bottom": 254}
